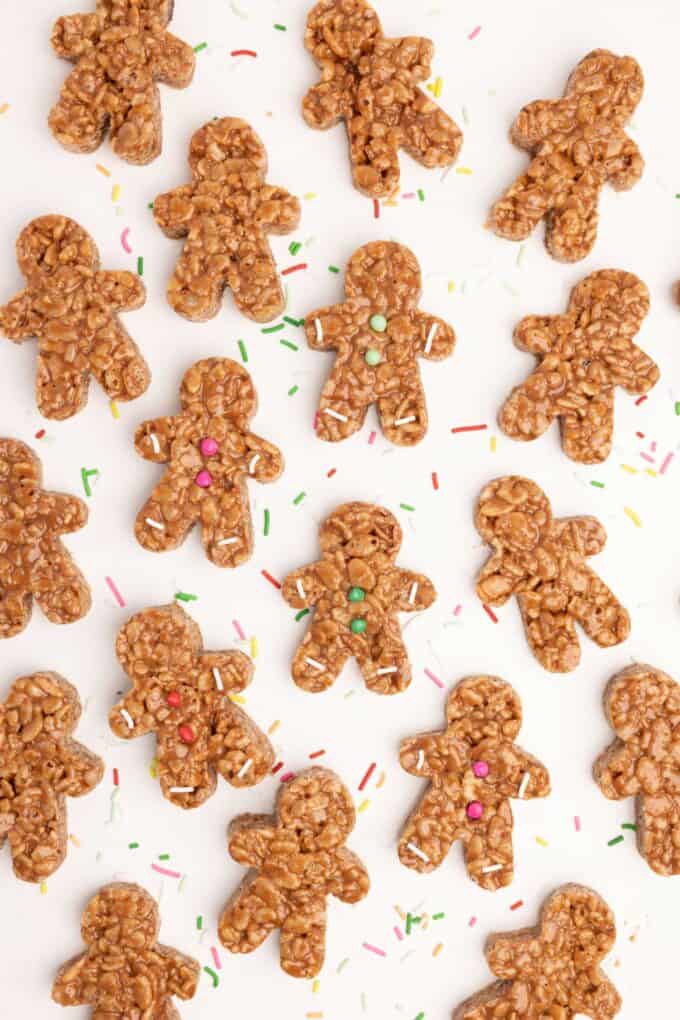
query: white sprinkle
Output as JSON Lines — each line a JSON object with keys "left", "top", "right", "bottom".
{"left": 170, "top": 786, "right": 194, "bottom": 794}
{"left": 314, "top": 317, "right": 323, "bottom": 342}
{"left": 406, "top": 841, "right": 430, "bottom": 863}
{"left": 120, "top": 709, "right": 134, "bottom": 730}
{"left": 376, "top": 666, "right": 397, "bottom": 675}
{"left": 217, "top": 537, "right": 238, "bottom": 546}
{"left": 145, "top": 518, "right": 164, "bottom": 531}
{"left": 424, "top": 321, "right": 438, "bottom": 354}
{"left": 408, "top": 582, "right": 418, "bottom": 605}
{"left": 237, "top": 758, "right": 253, "bottom": 779}
{"left": 212, "top": 667, "right": 224, "bottom": 691}
{"left": 324, "top": 408, "right": 348, "bottom": 422}
{"left": 482, "top": 864, "right": 503, "bottom": 874}
{"left": 417, "top": 750, "right": 424, "bottom": 769}
{"left": 249, "top": 454, "right": 260, "bottom": 474}
{"left": 296, "top": 579, "right": 306, "bottom": 599}
{"left": 305, "top": 656, "right": 325, "bottom": 671}
{"left": 394, "top": 416, "right": 416, "bottom": 426}
{"left": 518, "top": 772, "right": 530, "bottom": 799}
{"left": 149, "top": 433, "right": 160, "bottom": 454}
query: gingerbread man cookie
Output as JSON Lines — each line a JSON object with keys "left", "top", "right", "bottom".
{"left": 0, "top": 216, "right": 149, "bottom": 419}
{"left": 303, "top": 0, "right": 462, "bottom": 198}
{"left": 475, "top": 476, "right": 630, "bottom": 672}
{"left": 0, "top": 439, "right": 91, "bottom": 639}
{"left": 53, "top": 883, "right": 200, "bottom": 1017}
{"left": 218, "top": 768, "right": 370, "bottom": 978}
{"left": 134, "top": 358, "right": 283, "bottom": 567}
{"left": 490, "top": 49, "right": 644, "bottom": 262}
{"left": 500, "top": 271, "right": 658, "bottom": 463}
{"left": 49, "top": 1, "right": 195, "bottom": 165}
{"left": 594, "top": 663, "right": 680, "bottom": 876}
{"left": 153, "top": 118, "right": 301, "bottom": 322}
{"left": 305, "top": 241, "right": 455, "bottom": 445}
{"left": 109, "top": 603, "right": 274, "bottom": 809}
{"left": 282, "top": 502, "right": 436, "bottom": 694}
{"left": 398, "top": 675, "right": 550, "bottom": 890}
{"left": 0, "top": 672, "right": 103, "bottom": 882}
{"left": 452, "top": 885, "right": 622, "bottom": 1020}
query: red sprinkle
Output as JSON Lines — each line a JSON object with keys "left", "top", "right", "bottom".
{"left": 281, "top": 263, "right": 308, "bottom": 276}
{"left": 178, "top": 724, "right": 196, "bottom": 744}
{"left": 113, "top": 768, "right": 119, "bottom": 786}
{"left": 635, "top": 395, "right": 648, "bottom": 406}
{"left": 358, "top": 762, "right": 376, "bottom": 791}
{"left": 35, "top": 429, "right": 46, "bottom": 439}
{"left": 271, "top": 761, "right": 284, "bottom": 775}
{"left": 261, "top": 569, "right": 282, "bottom": 589}
{"left": 635, "top": 431, "right": 645, "bottom": 438}
{"left": 280, "top": 771, "right": 296, "bottom": 783}
{"left": 431, "top": 471, "right": 439, "bottom": 490}
{"left": 327, "top": 468, "right": 337, "bottom": 478}
{"left": 373, "top": 198, "right": 380, "bottom": 219}
{"left": 231, "top": 49, "right": 257, "bottom": 57}
{"left": 482, "top": 603, "right": 498, "bottom": 623}
{"left": 451, "top": 424, "right": 487, "bottom": 434}
{"left": 309, "top": 749, "right": 326, "bottom": 759}
{"left": 510, "top": 900, "right": 524, "bottom": 911}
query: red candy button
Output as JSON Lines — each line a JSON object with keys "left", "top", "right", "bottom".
{"left": 178, "top": 724, "right": 196, "bottom": 744}
{"left": 167, "top": 691, "right": 182, "bottom": 708}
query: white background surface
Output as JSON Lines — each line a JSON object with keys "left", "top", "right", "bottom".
{"left": 1, "top": 0, "right": 679, "bottom": 1017}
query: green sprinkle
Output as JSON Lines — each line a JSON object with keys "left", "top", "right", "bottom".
{"left": 608, "top": 835, "right": 624, "bottom": 846}
{"left": 262, "top": 322, "right": 285, "bottom": 333}
{"left": 288, "top": 385, "right": 299, "bottom": 396}
{"left": 590, "top": 481, "right": 605, "bottom": 488}
{"left": 273, "top": 23, "right": 287, "bottom": 30}
{"left": 174, "top": 592, "right": 198, "bottom": 602}
{"left": 289, "top": 241, "right": 302, "bottom": 255}
{"left": 158, "top": 853, "right": 170, "bottom": 861}
{"left": 293, "top": 491, "right": 306, "bottom": 505}
{"left": 147, "top": 202, "right": 154, "bottom": 210}
{"left": 204, "top": 966, "right": 219, "bottom": 988}
{"left": 196, "top": 916, "right": 203, "bottom": 930}
{"left": 80, "top": 468, "right": 99, "bottom": 498}
{"left": 411, "top": 916, "right": 421, "bottom": 925}
{"left": 193, "top": 42, "right": 208, "bottom": 53}
{"left": 328, "top": 265, "right": 340, "bottom": 273}
{"left": 622, "top": 823, "right": 637, "bottom": 831}
{"left": 399, "top": 503, "right": 415, "bottom": 512}
{"left": 406, "top": 913, "right": 412, "bottom": 935}
{"left": 295, "top": 608, "right": 310, "bottom": 621}
{"left": 128, "top": 842, "right": 139, "bottom": 849}
{"left": 237, "top": 339, "right": 248, "bottom": 363}
{"left": 675, "top": 401, "right": 680, "bottom": 415}
{"left": 432, "top": 912, "right": 445, "bottom": 920}
{"left": 264, "top": 508, "right": 270, "bottom": 536}
{"left": 284, "top": 315, "right": 304, "bottom": 327}
{"left": 417, "top": 189, "right": 425, "bottom": 201}
{"left": 415, "top": 1014, "right": 425, "bottom": 1020}
{"left": 137, "top": 256, "right": 144, "bottom": 276}
{"left": 280, "top": 339, "right": 299, "bottom": 351}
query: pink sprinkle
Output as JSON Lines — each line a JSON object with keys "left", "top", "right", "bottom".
{"left": 468, "top": 25, "right": 481, "bottom": 39}
{"left": 233, "top": 619, "right": 246, "bottom": 640}
{"left": 210, "top": 946, "right": 222, "bottom": 970}
{"left": 651, "top": 441, "right": 657, "bottom": 452}
{"left": 468, "top": 916, "right": 477, "bottom": 928}
{"left": 280, "top": 771, "right": 296, "bottom": 783}
{"left": 425, "top": 668, "right": 444, "bottom": 689}
{"left": 660, "top": 452, "right": 674, "bottom": 475}
{"left": 313, "top": 411, "right": 320, "bottom": 431}
{"left": 640, "top": 452, "right": 655, "bottom": 464}
{"left": 120, "top": 227, "right": 132, "bottom": 253}
{"left": 368, "top": 431, "right": 377, "bottom": 445}
{"left": 393, "top": 926, "right": 404, "bottom": 941}
{"left": 105, "top": 576, "right": 126, "bottom": 608}
{"left": 402, "top": 192, "right": 416, "bottom": 199}
{"left": 453, "top": 604, "right": 462, "bottom": 616}
{"left": 574, "top": 815, "right": 581, "bottom": 832}
{"left": 151, "top": 862, "right": 181, "bottom": 879}
{"left": 363, "top": 942, "right": 386, "bottom": 957}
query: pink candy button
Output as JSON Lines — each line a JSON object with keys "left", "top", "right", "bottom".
{"left": 195, "top": 469, "right": 213, "bottom": 488}
{"left": 472, "top": 761, "right": 490, "bottom": 778}
{"left": 200, "top": 437, "right": 219, "bottom": 457}
{"left": 466, "top": 801, "right": 484, "bottom": 820}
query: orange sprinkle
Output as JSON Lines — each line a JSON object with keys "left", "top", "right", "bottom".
{"left": 268, "top": 720, "right": 280, "bottom": 735}
{"left": 433, "top": 942, "right": 444, "bottom": 957}
{"left": 95, "top": 163, "right": 111, "bottom": 177}
{"left": 0, "top": 103, "right": 9, "bottom": 115}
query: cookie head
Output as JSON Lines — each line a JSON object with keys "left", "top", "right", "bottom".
{"left": 568, "top": 50, "right": 644, "bottom": 122}
{"left": 605, "top": 665, "right": 680, "bottom": 742}
{"left": 16, "top": 216, "right": 98, "bottom": 292}
{"left": 305, "top": 0, "right": 382, "bottom": 62}
{"left": 5, "top": 673, "right": 81, "bottom": 741}
{"left": 570, "top": 270, "right": 650, "bottom": 331}
{"left": 188, "top": 118, "right": 268, "bottom": 184}
{"left": 476, "top": 477, "right": 552, "bottom": 552}
{"left": 540, "top": 884, "right": 616, "bottom": 961}
{"left": 179, "top": 359, "right": 257, "bottom": 430}
{"left": 446, "top": 675, "right": 522, "bottom": 744}
{"left": 345, "top": 242, "right": 421, "bottom": 315}
{"left": 116, "top": 604, "right": 202, "bottom": 683}
{"left": 278, "top": 769, "right": 355, "bottom": 851}
{"left": 319, "top": 502, "right": 402, "bottom": 560}
{"left": 81, "top": 884, "right": 159, "bottom": 950}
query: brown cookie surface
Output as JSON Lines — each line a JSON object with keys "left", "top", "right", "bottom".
{"left": 282, "top": 502, "right": 436, "bottom": 693}
{"left": 499, "top": 270, "right": 658, "bottom": 463}
{"left": 475, "top": 476, "right": 630, "bottom": 672}
{"left": 398, "top": 675, "right": 550, "bottom": 890}
{"left": 134, "top": 358, "right": 283, "bottom": 566}
{"left": 452, "top": 884, "right": 621, "bottom": 1019}
{"left": 0, "top": 672, "right": 103, "bottom": 882}
{"left": 305, "top": 241, "right": 456, "bottom": 445}
{"left": 154, "top": 118, "right": 301, "bottom": 322}
{"left": 218, "top": 768, "right": 370, "bottom": 978}
{"left": 303, "top": 0, "right": 462, "bottom": 197}
{"left": 0, "top": 216, "right": 149, "bottom": 419}
{"left": 595, "top": 663, "right": 680, "bottom": 876}
{"left": 490, "top": 49, "right": 644, "bottom": 262}
{"left": 109, "top": 603, "right": 274, "bottom": 809}
{"left": 53, "top": 882, "right": 200, "bottom": 1017}
{"left": 49, "top": 0, "right": 195, "bottom": 165}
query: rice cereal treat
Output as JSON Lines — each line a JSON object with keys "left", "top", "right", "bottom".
{"left": 153, "top": 118, "right": 301, "bottom": 322}
{"left": 303, "top": 0, "right": 462, "bottom": 198}
{"left": 0, "top": 438, "right": 91, "bottom": 639}
{"left": 282, "top": 502, "right": 436, "bottom": 693}
{"left": 475, "top": 476, "right": 630, "bottom": 672}
{"left": 0, "top": 215, "right": 150, "bottom": 420}
{"left": 134, "top": 358, "right": 283, "bottom": 567}
{"left": 499, "top": 270, "right": 659, "bottom": 463}
{"left": 305, "top": 241, "right": 456, "bottom": 445}
{"left": 53, "top": 883, "right": 200, "bottom": 1017}
{"left": 49, "top": 0, "right": 195, "bottom": 165}
{"left": 109, "top": 603, "right": 274, "bottom": 809}
{"left": 218, "top": 768, "right": 370, "bottom": 978}
{"left": 0, "top": 673, "right": 103, "bottom": 882}
{"left": 398, "top": 675, "right": 550, "bottom": 890}
{"left": 490, "top": 49, "right": 644, "bottom": 262}
{"left": 452, "top": 885, "right": 622, "bottom": 1020}
{"left": 594, "top": 663, "right": 680, "bottom": 876}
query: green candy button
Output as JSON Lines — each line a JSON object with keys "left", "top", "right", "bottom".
{"left": 350, "top": 618, "right": 367, "bottom": 635}
{"left": 365, "top": 348, "right": 381, "bottom": 367}
{"left": 369, "top": 313, "right": 387, "bottom": 332}
{"left": 348, "top": 587, "right": 365, "bottom": 602}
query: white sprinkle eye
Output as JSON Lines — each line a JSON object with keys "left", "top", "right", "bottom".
{"left": 249, "top": 454, "right": 261, "bottom": 474}
{"left": 120, "top": 709, "right": 134, "bottom": 730}
{"left": 408, "top": 582, "right": 418, "bottom": 605}
{"left": 481, "top": 863, "right": 503, "bottom": 874}
{"left": 406, "top": 841, "right": 430, "bottom": 863}
{"left": 296, "top": 580, "right": 306, "bottom": 599}
{"left": 304, "top": 657, "right": 325, "bottom": 671}
{"left": 169, "top": 786, "right": 194, "bottom": 794}
{"left": 145, "top": 518, "right": 164, "bottom": 531}
{"left": 217, "top": 537, "right": 238, "bottom": 546}
{"left": 376, "top": 666, "right": 397, "bottom": 675}
{"left": 424, "top": 322, "right": 438, "bottom": 355}
{"left": 150, "top": 433, "right": 160, "bottom": 454}
{"left": 417, "top": 749, "right": 424, "bottom": 769}
{"left": 323, "top": 408, "right": 349, "bottom": 422}
{"left": 314, "top": 317, "right": 323, "bottom": 342}
{"left": 237, "top": 758, "right": 253, "bottom": 779}
{"left": 518, "top": 772, "right": 530, "bottom": 799}
{"left": 212, "top": 667, "right": 224, "bottom": 691}
{"left": 394, "top": 416, "right": 416, "bottom": 426}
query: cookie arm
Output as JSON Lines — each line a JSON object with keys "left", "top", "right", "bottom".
{"left": 413, "top": 312, "right": 456, "bottom": 361}
{"left": 212, "top": 703, "right": 275, "bottom": 788}
{"left": 399, "top": 732, "right": 450, "bottom": 777}
{"left": 36, "top": 492, "right": 88, "bottom": 535}
{"left": 109, "top": 691, "right": 157, "bottom": 739}
{"left": 606, "top": 135, "right": 644, "bottom": 191}
{"left": 153, "top": 185, "right": 196, "bottom": 238}
{"left": 486, "top": 933, "right": 539, "bottom": 979}
{"left": 151, "top": 31, "right": 196, "bottom": 88}
{"left": 391, "top": 569, "right": 436, "bottom": 612}
{"left": 476, "top": 551, "right": 521, "bottom": 606}
{"left": 553, "top": 516, "right": 607, "bottom": 557}
{"left": 52, "top": 953, "right": 98, "bottom": 1006}
{"left": 0, "top": 290, "right": 40, "bottom": 342}
{"left": 594, "top": 741, "right": 640, "bottom": 800}
{"left": 513, "top": 314, "right": 570, "bottom": 353}
{"left": 199, "top": 651, "right": 252, "bottom": 694}
{"left": 303, "top": 76, "right": 352, "bottom": 130}
{"left": 51, "top": 13, "right": 100, "bottom": 60}
{"left": 228, "top": 818, "right": 277, "bottom": 867}
{"left": 510, "top": 99, "right": 560, "bottom": 148}
{"left": 94, "top": 271, "right": 146, "bottom": 312}
{"left": 256, "top": 185, "right": 302, "bottom": 234}
{"left": 134, "top": 416, "right": 180, "bottom": 462}
{"left": 58, "top": 740, "right": 104, "bottom": 797}
{"left": 242, "top": 433, "right": 284, "bottom": 483}
{"left": 281, "top": 564, "right": 325, "bottom": 608}
{"left": 304, "top": 306, "right": 344, "bottom": 351}
{"left": 159, "top": 947, "right": 201, "bottom": 1000}
{"left": 328, "top": 847, "right": 370, "bottom": 903}
{"left": 497, "top": 747, "right": 551, "bottom": 800}
{"left": 606, "top": 341, "right": 660, "bottom": 395}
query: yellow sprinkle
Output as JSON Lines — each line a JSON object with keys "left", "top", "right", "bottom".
{"left": 40, "top": 881, "right": 48, "bottom": 895}
{"left": 535, "top": 836, "right": 549, "bottom": 848}
{"left": 490, "top": 436, "right": 497, "bottom": 453}
{"left": 376, "top": 770, "right": 386, "bottom": 789}
{"left": 69, "top": 834, "right": 81, "bottom": 847}
{"left": 312, "top": 980, "right": 320, "bottom": 994}
{"left": 229, "top": 693, "right": 247, "bottom": 705}
{"left": 645, "top": 468, "right": 657, "bottom": 477}
{"left": 96, "top": 163, "right": 111, "bottom": 177}
{"left": 383, "top": 198, "right": 399, "bottom": 207}
{"left": 268, "top": 719, "right": 280, "bottom": 735}
{"left": 434, "top": 76, "right": 443, "bottom": 98}
{"left": 112, "top": 183, "right": 120, "bottom": 202}
{"left": 357, "top": 799, "right": 370, "bottom": 813}
{"left": 394, "top": 904, "right": 406, "bottom": 920}
{"left": 149, "top": 757, "right": 159, "bottom": 779}
{"left": 0, "top": 103, "right": 9, "bottom": 115}
{"left": 250, "top": 636, "right": 258, "bottom": 659}
{"left": 456, "top": 166, "right": 473, "bottom": 175}
{"left": 433, "top": 942, "right": 444, "bottom": 957}
{"left": 426, "top": 83, "right": 435, "bottom": 94}
{"left": 306, "top": 1013, "right": 323, "bottom": 1019}
{"left": 343, "top": 689, "right": 356, "bottom": 699}
{"left": 620, "top": 464, "right": 637, "bottom": 475}
{"left": 624, "top": 506, "right": 642, "bottom": 528}
{"left": 110, "top": 400, "right": 120, "bottom": 419}
{"left": 303, "top": 192, "right": 317, "bottom": 200}
{"left": 447, "top": 280, "right": 455, "bottom": 293}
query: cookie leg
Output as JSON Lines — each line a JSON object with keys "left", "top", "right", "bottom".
{"left": 135, "top": 473, "right": 199, "bottom": 553}
{"left": 358, "top": 622, "right": 412, "bottom": 694}
{"left": 157, "top": 727, "right": 217, "bottom": 810}
{"left": 398, "top": 793, "right": 457, "bottom": 873}
{"left": 201, "top": 483, "right": 254, "bottom": 568}
{"left": 89, "top": 318, "right": 151, "bottom": 404}
{"left": 545, "top": 184, "right": 600, "bottom": 262}
{"left": 30, "top": 541, "right": 91, "bottom": 625}
{"left": 638, "top": 794, "right": 680, "bottom": 876}
{"left": 401, "top": 94, "right": 463, "bottom": 169}
{"left": 569, "top": 572, "right": 631, "bottom": 651}
{"left": 291, "top": 627, "right": 349, "bottom": 692}
{"left": 8, "top": 787, "right": 66, "bottom": 882}
{"left": 489, "top": 162, "right": 554, "bottom": 242}
{"left": 213, "top": 705, "right": 274, "bottom": 788}
{"left": 347, "top": 114, "right": 401, "bottom": 199}
{"left": 109, "top": 83, "right": 163, "bottom": 166}
{"left": 36, "top": 345, "right": 90, "bottom": 420}
{"left": 218, "top": 875, "right": 286, "bottom": 955}
{"left": 498, "top": 369, "right": 562, "bottom": 444}
{"left": 559, "top": 389, "right": 614, "bottom": 464}
{"left": 279, "top": 901, "right": 327, "bottom": 979}
{"left": 48, "top": 60, "right": 109, "bottom": 154}
{"left": 452, "top": 983, "right": 510, "bottom": 1020}
{"left": 462, "top": 803, "right": 514, "bottom": 891}
{"left": 518, "top": 590, "right": 581, "bottom": 673}
{"left": 0, "top": 581, "right": 32, "bottom": 639}
{"left": 316, "top": 364, "right": 370, "bottom": 443}
{"left": 376, "top": 371, "right": 428, "bottom": 446}
{"left": 167, "top": 243, "right": 227, "bottom": 322}
{"left": 228, "top": 234, "right": 285, "bottom": 323}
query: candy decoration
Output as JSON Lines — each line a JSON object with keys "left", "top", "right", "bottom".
{"left": 200, "top": 437, "right": 219, "bottom": 457}
{"left": 369, "top": 314, "right": 387, "bottom": 332}
{"left": 167, "top": 691, "right": 182, "bottom": 708}
{"left": 348, "top": 587, "right": 366, "bottom": 602}
{"left": 472, "top": 761, "right": 490, "bottom": 778}
{"left": 364, "top": 349, "right": 381, "bottom": 367}
{"left": 195, "top": 469, "right": 213, "bottom": 488}
{"left": 178, "top": 724, "right": 196, "bottom": 744}
{"left": 350, "top": 618, "right": 367, "bottom": 635}
{"left": 466, "top": 801, "right": 484, "bottom": 820}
